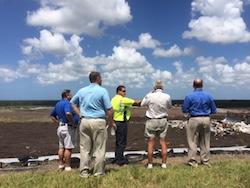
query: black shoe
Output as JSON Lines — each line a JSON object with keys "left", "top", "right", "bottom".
{"left": 118, "top": 162, "right": 127, "bottom": 166}
{"left": 118, "top": 158, "right": 129, "bottom": 166}
{"left": 123, "top": 158, "right": 129, "bottom": 164}
{"left": 111, "top": 159, "right": 117, "bottom": 164}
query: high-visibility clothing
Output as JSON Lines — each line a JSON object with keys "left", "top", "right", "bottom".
{"left": 111, "top": 95, "right": 135, "bottom": 121}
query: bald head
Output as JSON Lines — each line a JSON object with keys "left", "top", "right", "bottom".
{"left": 193, "top": 78, "right": 203, "bottom": 89}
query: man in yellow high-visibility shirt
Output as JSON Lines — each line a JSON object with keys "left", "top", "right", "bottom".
{"left": 111, "top": 85, "right": 142, "bottom": 166}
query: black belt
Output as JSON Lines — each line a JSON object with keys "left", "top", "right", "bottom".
{"left": 190, "top": 115, "right": 209, "bottom": 117}
{"left": 147, "top": 116, "right": 167, "bottom": 119}
{"left": 114, "top": 120, "right": 127, "bottom": 123}
{"left": 60, "top": 123, "right": 68, "bottom": 126}
{"left": 60, "top": 123, "right": 77, "bottom": 128}
{"left": 81, "top": 116, "right": 104, "bottom": 119}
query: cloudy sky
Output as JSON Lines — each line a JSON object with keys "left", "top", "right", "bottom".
{"left": 1, "top": 0, "right": 250, "bottom": 100}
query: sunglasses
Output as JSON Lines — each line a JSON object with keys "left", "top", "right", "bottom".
{"left": 121, "top": 90, "right": 126, "bottom": 92}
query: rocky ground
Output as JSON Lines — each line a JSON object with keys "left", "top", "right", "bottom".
{"left": 1, "top": 107, "right": 250, "bottom": 173}
{"left": 0, "top": 107, "right": 250, "bottom": 159}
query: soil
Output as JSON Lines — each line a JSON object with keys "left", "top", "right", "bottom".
{"left": 0, "top": 107, "right": 250, "bottom": 159}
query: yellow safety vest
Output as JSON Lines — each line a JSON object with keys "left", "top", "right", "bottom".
{"left": 111, "top": 95, "right": 134, "bottom": 121}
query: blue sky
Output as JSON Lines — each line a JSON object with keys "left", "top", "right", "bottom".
{"left": 1, "top": 0, "right": 250, "bottom": 100}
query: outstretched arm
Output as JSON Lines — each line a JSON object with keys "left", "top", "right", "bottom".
{"left": 133, "top": 99, "right": 142, "bottom": 106}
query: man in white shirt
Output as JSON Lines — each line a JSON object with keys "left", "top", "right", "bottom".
{"left": 141, "top": 80, "right": 172, "bottom": 169}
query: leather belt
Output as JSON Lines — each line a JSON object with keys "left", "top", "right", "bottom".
{"left": 190, "top": 115, "right": 209, "bottom": 117}
{"left": 147, "top": 116, "right": 167, "bottom": 119}
{"left": 114, "top": 120, "right": 127, "bottom": 123}
{"left": 60, "top": 123, "right": 68, "bottom": 126}
{"left": 81, "top": 116, "right": 104, "bottom": 119}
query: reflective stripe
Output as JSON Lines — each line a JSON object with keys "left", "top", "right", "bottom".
{"left": 114, "top": 98, "right": 128, "bottom": 112}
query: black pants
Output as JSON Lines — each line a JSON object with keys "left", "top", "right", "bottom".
{"left": 114, "top": 121, "right": 127, "bottom": 165}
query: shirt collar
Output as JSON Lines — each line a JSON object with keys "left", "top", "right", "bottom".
{"left": 155, "top": 89, "right": 163, "bottom": 92}
{"left": 194, "top": 89, "right": 203, "bottom": 91}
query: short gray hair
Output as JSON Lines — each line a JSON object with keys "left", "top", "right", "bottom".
{"left": 154, "top": 80, "right": 164, "bottom": 89}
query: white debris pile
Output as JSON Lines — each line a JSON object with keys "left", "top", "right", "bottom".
{"left": 168, "top": 120, "right": 187, "bottom": 129}
{"left": 168, "top": 118, "right": 250, "bottom": 135}
{"left": 211, "top": 118, "right": 250, "bottom": 135}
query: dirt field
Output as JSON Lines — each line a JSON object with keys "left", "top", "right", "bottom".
{"left": 0, "top": 107, "right": 250, "bottom": 159}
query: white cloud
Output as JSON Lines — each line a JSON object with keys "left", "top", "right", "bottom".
{"left": 0, "top": 67, "right": 21, "bottom": 83}
{"left": 20, "top": 30, "right": 98, "bottom": 85}
{"left": 119, "top": 33, "right": 161, "bottom": 49}
{"left": 103, "top": 70, "right": 147, "bottom": 88}
{"left": 153, "top": 45, "right": 199, "bottom": 58}
{"left": 194, "top": 56, "right": 250, "bottom": 87}
{"left": 150, "top": 70, "right": 172, "bottom": 82}
{"left": 171, "top": 61, "right": 197, "bottom": 88}
{"left": 215, "top": 64, "right": 235, "bottom": 83}
{"left": 98, "top": 45, "right": 174, "bottom": 88}
{"left": 196, "top": 56, "right": 227, "bottom": 73}
{"left": 26, "top": 0, "right": 132, "bottom": 36}
{"left": 195, "top": 56, "right": 232, "bottom": 85}
{"left": 36, "top": 53, "right": 99, "bottom": 85}
{"left": 0, "top": 61, "right": 35, "bottom": 83}
{"left": 153, "top": 45, "right": 182, "bottom": 58}
{"left": 18, "top": 60, "right": 46, "bottom": 75}
{"left": 22, "top": 30, "right": 82, "bottom": 57}
{"left": 183, "top": 0, "right": 250, "bottom": 43}
{"left": 101, "top": 46, "right": 154, "bottom": 72}
{"left": 19, "top": 31, "right": 161, "bottom": 86}
{"left": 245, "top": 56, "right": 250, "bottom": 62}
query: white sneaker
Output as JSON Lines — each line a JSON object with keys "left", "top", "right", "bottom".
{"left": 65, "top": 167, "right": 72, "bottom": 172}
{"left": 147, "top": 164, "right": 153, "bottom": 169}
{"left": 58, "top": 164, "right": 65, "bottom": 171}
{"left": 161, "top": 164, "right": 167, "bottom": 168}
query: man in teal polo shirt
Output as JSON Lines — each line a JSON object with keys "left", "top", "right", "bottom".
{"left": 70, "top": 71, "right": 115, "bottom": 178}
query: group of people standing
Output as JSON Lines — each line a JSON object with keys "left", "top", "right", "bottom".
{"left": 50, "top": 71, "right": 217, "bottom": 178}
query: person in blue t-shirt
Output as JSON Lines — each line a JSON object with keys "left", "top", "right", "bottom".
{"left": 50, "top": 89, "right": 79, "bottom": 172}
{"left": 182, "top": 78, "right": 217, "bottom": 168}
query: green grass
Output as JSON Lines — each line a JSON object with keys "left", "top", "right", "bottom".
{"left": 1, "top": 160, "right": 250, "bottom": 188}
{"left": 0, "top": 107, "right": 51, "bottom": 123}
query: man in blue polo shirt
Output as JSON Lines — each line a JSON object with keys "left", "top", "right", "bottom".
{"left": 70, "top": 71, "right": 115, "bottom": 178}
{"left": 182, "top": 78, "right": 217, "bottom": 167}
{"left": 50, "top": 89, "right": 79, "bottom": 172}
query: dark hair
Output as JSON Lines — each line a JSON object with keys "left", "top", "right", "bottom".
{"left": 89, "top": 71, "right": 101, "bottom": 83}
{"left": 62, "top": 89, "right": 71, "bottom": 98}
{"left": 116, "top": 85, "right": 125, "bottom": 93}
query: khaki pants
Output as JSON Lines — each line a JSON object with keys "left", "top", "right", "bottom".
{"left": 79, "top": 118, "right": 107, "bottom": 176}
{"left": 186, "top": 117, "right": 211, "bottom": 163}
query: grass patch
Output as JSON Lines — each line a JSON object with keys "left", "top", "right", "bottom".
{"left": 0, "top": 160, "right": 250, "bottom": 188}
{"left": 0, "top": 108, "right": 51, "bottom": 123}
